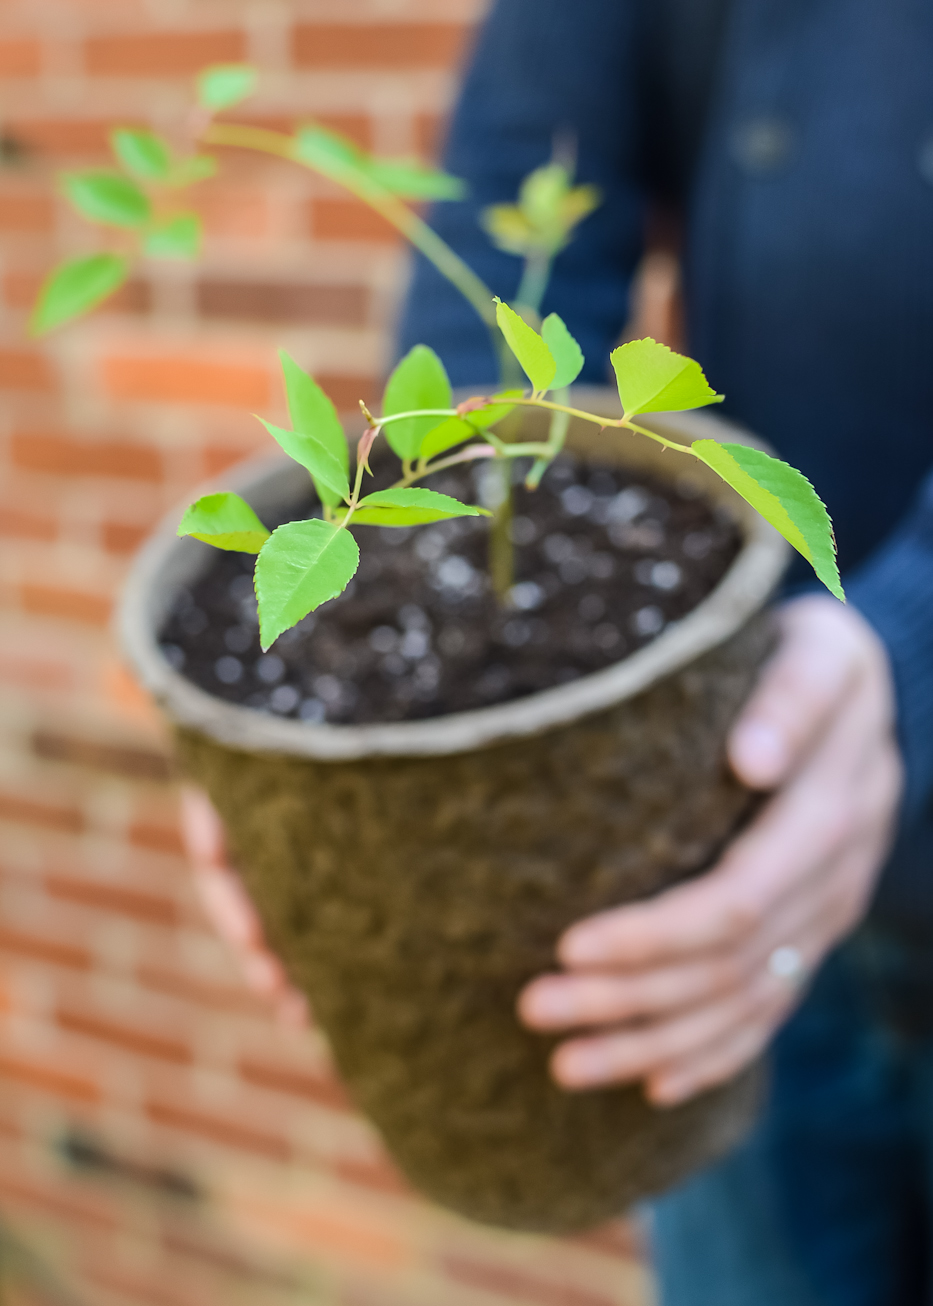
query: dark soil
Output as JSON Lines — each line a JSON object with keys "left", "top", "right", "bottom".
{"left": 161, "top": 455, "right": 740, "bottom": 725}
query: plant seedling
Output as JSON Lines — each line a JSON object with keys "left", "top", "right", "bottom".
{"left": 178, "top": 315, "right": 842, "bottom": 651}
{"left": 32, "top": 60, "right": 843, "bottom": 645}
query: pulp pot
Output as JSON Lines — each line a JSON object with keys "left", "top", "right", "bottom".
{"left": 119, "top": 393, "right": 790, "bottom": 1232}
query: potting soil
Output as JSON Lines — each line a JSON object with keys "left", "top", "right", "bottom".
{"left": 161, "top": 455, "right": 740, "bottom": 724}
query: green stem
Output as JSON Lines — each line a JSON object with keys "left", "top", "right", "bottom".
{"left": 337, "top": 435, "right": 374, "bottom": 530}
{"left": 201, "top": 122, "right": 509, "bottom": 377}
{"left": 514, "top": 253, "right": 553, "bottom": 318}
{"left": 486, "top": 459, "right": 514, "bottom": 603}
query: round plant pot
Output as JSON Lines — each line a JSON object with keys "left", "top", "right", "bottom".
{"left": 120, "top": 391, "right": 790, "bottom": 1233}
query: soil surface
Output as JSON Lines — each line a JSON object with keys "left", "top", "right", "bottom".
{"left": 161, "top": 455, "right": 740, "bottom": 725}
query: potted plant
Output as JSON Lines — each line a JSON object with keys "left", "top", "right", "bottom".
{"left": 33, "top": 66, "right": 841, "bottom": 1233}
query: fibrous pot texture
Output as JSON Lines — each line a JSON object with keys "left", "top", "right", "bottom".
{"left": 121, "top": 395, "right": 790, "bottom": 1232}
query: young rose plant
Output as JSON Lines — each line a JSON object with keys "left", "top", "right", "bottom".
{"left": 178, "top": 303, "right": 843, "bottom": 652}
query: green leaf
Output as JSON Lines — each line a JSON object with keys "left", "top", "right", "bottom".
{"left": 197, "top": 64, "right": 257, "bottom": 112}
{"left": 383, "top": 345, "right": 453, "bottom": 461}
{"left": 692, "top": 440, "right": 843, "bottom": 600}
{"left": 366, "top": 159, "right": 466, "bottom": 200}
{"left": 144, "top": 213, "right": 201, "bottom": 259}
{"left": 494, "top": 298, "right": 556, "bottom": 393}
{"left": 256, "top": 418, "right": 351, "bottom": 505}
{"left": 278, "top": 352, "right": 349, "bottom": 508}
{"left": 464, "top": 391, "right": 522, "bottom": 429}
{"left": 417, "top": 392, "right": 520, "bottom": 460}
{"left": 541, "top": 313, "right": 584, "bottom": 389}
{"left": 168, "top": 155, "right": 218, "bottom": 187}
{"left": 177, "top": 492, "right": 270, "bottom": 553}
{"left": 354, "top": 488, "right": 489, "bottom": 525}
{"left": 63, "top": 172, "right": 151, "bottom": 227}
{"left": 255, "top": 519, "right": 359, "bottom": 649}
{"left": 611, "top": 338, "right": 723, "bottom": 417}
{"left": 110, "top": 129, "right": 171, "bottom": 180}
{"left": 29, "top": 253, "right": 128, "bottom": 336}
{"left": 294, "top": 124, "right": 365, "bottom": 181}
{"left": 418, "top": 417, "right": 477, "bottom": 460}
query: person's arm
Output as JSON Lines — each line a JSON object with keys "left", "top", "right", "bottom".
{"left": 397, "top": 0, "right": 647, "bottom": 385}
{"left": 846, "top": 469, "right": 933, "bottom": 832}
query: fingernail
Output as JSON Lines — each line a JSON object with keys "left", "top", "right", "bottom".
{"left": 555, "top": 1045, "right": 611, "bottom": 1087}
{"left": 731, "top": 720, "right": 787, "bottom": 782}
{"left": 560, "top": 929, "right": 609, "bottom": 967}
{"left": 524, "top": 986, "right": 576, "bottom": 1025}
{"left": 650, "top": 1078, "right": 690, "bottom": 1107}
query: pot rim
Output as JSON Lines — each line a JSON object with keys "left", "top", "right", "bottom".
{"left": 118, "top": 400, "right": 790, "bottom": 760}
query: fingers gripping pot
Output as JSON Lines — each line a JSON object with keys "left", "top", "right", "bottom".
{"left": 120, "top": 395, "right": 790, "bottom": 1233}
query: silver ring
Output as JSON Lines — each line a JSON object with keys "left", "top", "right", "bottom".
{"left": 768, "top": 945, "right": 806, "bottom": 986}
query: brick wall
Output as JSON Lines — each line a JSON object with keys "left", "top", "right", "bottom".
{"left": 0, "top": 2, "right": 654, "bottom": 1302}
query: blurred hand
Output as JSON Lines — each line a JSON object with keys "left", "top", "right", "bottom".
{"left": 179, "top": 787, "right": 308, "bottom": 1027}
{"left": 518, "top": 595, "right": 903, "bottom": 1106}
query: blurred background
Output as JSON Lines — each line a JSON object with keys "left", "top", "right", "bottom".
{"left": 0, "top": 1, "right": 665, "bottom": 1303}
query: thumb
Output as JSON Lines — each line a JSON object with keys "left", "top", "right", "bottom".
{"left": 729, "top": 598, "right": 859, "bottom": 790}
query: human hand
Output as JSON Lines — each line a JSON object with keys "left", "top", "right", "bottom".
{"left": 179, "top": 787, "right": 308, "bottom": 1027}
{"left": 518, "top": 595, "right": 903, "bottom": 1106}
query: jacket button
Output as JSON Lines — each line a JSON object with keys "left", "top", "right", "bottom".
{"left": 731, "top": 117, "right": 795, "bottom": 175}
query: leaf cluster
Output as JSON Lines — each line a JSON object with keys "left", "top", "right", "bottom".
{"left": 481, "top": 163, "right": 600, "bottom": 261}
{"left": 178, "top": 317, "right": 842, "bottom": 658}
{"left": 30, "top": 114, "right": 220, "bottom": 335}
{"left": 294, "top": 123, "right": 466, "bottom": 202}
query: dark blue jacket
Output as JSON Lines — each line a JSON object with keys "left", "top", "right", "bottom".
{"left": 399, "top": 0, "right": 933, "bottom": 930}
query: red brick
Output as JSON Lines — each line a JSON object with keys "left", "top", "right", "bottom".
{"left": 0, "top": 1054, "right": 99, "bottom": 1103}
{"left": 0, "top": 349, "right": 54, "bottom": 392}
{"left": 416, "top": 113, "right": 445, "bottom": 161}
{"left": 11, "top": 430, "right": 163, "bottom": 481}
{"left": 0, "top": 791, "right": 84, "bottom": 834}
{"left": 0, "top": 653, "right": 73, "bottom": 692}
{"left": 128, "top": 820, "right": 185, "bottom": 857}
{"left": 237, "top": 1057, "right": 350, "bottom": 1110}
{"left": 293, "top": 23, "right": 468, "bottom": 69}
{"left": 101, "top": 520, "right": 151, "bottom": 554}
{"left": 146, "top": 1100, "right": 292, "bottom": 1161}
{"left": 0, "top": 925, "right": 91, "bottom": 971}
{"left": 6, "top": 118, "right": 112, "bottom": 158}
{"left": 0, "top": 40, "right": 41, "bottom": 77}
{"left": 443, "top": 1256, "right": 620, "bottom": 1306}
{"left": 102, "top": 354, "right": 270, "bottom": 408}
{"left": 0, "top": 194, "right": 54, "bottom": 232}
{"left": 57, "top": 1008, "right": 191, "bottom": 1064}
{"left": 137, "top": 964, "right": 266, "bottom": 1015}
{"left": 310, "top": 198, "right": 400, "bottom": 245}
{"left": 85, "top": 30, "right": 246, "bottom": 77}
{"left": 19, "top": 584, "right": 112, "bottom": 626}
{"left": 46, "top": 876, "right": 179, "bottom": 927}
{"left": 196, "top": 189, "right": 269, "bottom": 239}
{"left": 316, "top": 373, "right": 377, "bottom": 413}
{"left": 32, "top": 731, "right": 171, "bottom": 782}
{"left": 201, "top": 444, "right": 257, "bottom": 477}
{"left": 196, "top": 279, "right": 368, "bottom": 326}
{"left": 0, "top": 503, "right": 57, "bottom": 541}
{"left": 0, "top": 1176, "right": 118, "bottom": 1231}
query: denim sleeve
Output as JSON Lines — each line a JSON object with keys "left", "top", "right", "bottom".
{"left": 396, "top": 0, "right": 647, "bottom": 387}
{"left": 846, "top": 467, "right": 933, "bottom": 831}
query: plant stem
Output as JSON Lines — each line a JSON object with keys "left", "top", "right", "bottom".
{"left": 514, "top": 253, "right": 553, "bottom": 319}
{"left": 487, "top": 460, "right": 514, "bottom": 604}
{"left": 201, "top": 122, "right": 509, "bottom": 374}
{"left": 337, "top": 432, "right": 374, "bottom": 530}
